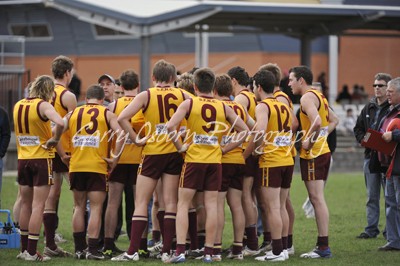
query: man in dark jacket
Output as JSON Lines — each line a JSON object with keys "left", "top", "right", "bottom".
{"left": 0, "top": 106, "right": 11, "bottom": 208}
{"left": 380, "top": 77, "right": 400, "bottom": 251}
{"left": 353, "top": 73, "right": 391, "bottom": 239}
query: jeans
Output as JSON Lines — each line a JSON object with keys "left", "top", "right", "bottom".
{"left": 0, "top": 158, "right": 2, "bottom": 208}
{"left": 384, "top": 176, "right": 400, "bottom": 248}
{"left": 363, "top": 158, "right": 386, "bottom": 237}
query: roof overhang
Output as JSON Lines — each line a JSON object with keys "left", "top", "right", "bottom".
{"left": 191, "top": 1, "right": 400, "bottom": 38}
{"left": 3, "top": 0, "right": 400, "bottom": 38}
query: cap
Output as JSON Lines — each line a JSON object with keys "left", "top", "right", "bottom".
{"left": 98, "top": 74, "right": 115, "bottom": 84}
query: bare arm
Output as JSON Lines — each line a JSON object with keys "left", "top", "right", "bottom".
{"left": 222, "top": 104, "right": 249, "bottom": 155}
{"left": 107, "top": 101, "right": 116, "bottom": 112}
{"left": 253, "top": 103, "right": 269, "bottom": 153}
{"left": 245, "top": 110, "right": 256, "bottom": 130}
{"left": 40, "top": 102, "right": 64, "bottom": 148}
{"left": 301, "top": 93, "right": 322, "bottom": 151}
{"left": 104, "top": 111, "right": 125, "bottom": 172}
{"left": 62, "top": 91, "right": 77, "bottom": 112}
{"left": 166, "top": 99, "right": 191, "bottom": 152}
{"left": 234, "top": 94, "right": 249, "bottom": 111}
{"left": 328, "top": 107, "right": 339, "bottom": 134}
{"left": 117, "top": 91, "right": 147, "bottom": 145}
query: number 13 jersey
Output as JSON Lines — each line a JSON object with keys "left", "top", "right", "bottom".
{"left": 69, "top": 104, "right": 110, "bottom": 174}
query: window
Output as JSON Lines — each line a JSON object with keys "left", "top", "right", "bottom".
{"left": 93, "top": 25, "right": 136, "bottom": 40}
{"left": 9, "top": 23, "right": 52, "bottom": 40}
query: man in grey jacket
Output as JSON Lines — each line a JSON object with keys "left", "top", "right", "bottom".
{"left": 353, "top": 73, "right": 391, "bottom": 239}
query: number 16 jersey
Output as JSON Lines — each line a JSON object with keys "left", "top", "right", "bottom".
{"left": 142, "top": 87, "right": 186, "bottom": 155}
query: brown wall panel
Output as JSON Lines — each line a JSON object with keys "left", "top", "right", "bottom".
{"left": 25, "top": 37, "right": 400, "bottom": 102}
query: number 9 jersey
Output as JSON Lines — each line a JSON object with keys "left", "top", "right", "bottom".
{"left": 69, "top": 104, "right": 110, "bottom": 174}
{"left": 184, "top": 96, "right": 227, "bottom": 164}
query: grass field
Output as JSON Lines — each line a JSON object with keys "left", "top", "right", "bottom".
{"left": 1, "top": 172, "right": 399, "bottom": 265}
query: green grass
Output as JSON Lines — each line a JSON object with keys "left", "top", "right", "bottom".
{"left": 1, "top": 172, "right": 399, "bottom": 265}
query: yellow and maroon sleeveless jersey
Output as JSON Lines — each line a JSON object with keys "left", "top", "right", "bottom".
{"left": 221, "top": 100, "right": 246, "bottom": 165}
{"left": 179, "top": 88, "right": 196, "bottom": 98}
{"left": 69, "top": 104, "right": 110, "bottom": 174}
{"left": 258, "top": 98, "right": 294, "bottom": 168}
{"left": 299, "top": 89, "right": 331, "bottom": 159}
{"left": 13, "top": 98, "right": 55, "bottom": 159}
{"left": 273, "top": 90, "right": 297, "bottom": 157}
{"left": 142, "top": 87, "right": 185, "bottom": 155}
{"left": 184, "top": 96, "right": 227, "bottom": 163}
{"left": 238, "top": 90, "right": 257, "bottom": 120}
{"left": 50, "top": 84, "right": 72, "bottom": 153}
{"left": 177, "top": 88, "right": 195, "bottom": 134}
{"left": 113, "top": 96, "right": 145, "bottom": 164}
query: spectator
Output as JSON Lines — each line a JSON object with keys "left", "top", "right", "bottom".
{"left": 342, "top": 108, "right": 357, "bottom": 136}
{"left": 378, "top": 77, "right": 400, "bottom": 251}
{"left": 98, "top": 74, "right": 116, "bottom": 105}
{"left": 353, "top": 72, "right": 391, "bottom": 239}
{"left": 113, "top": 79, "right": 124, "bottom": 100}
{"left": 280, "top": 70, "right": 299, "bottom": 104}
{"left": 351, "top": 84, "right": 368, "bottom": 104}
{"left": 0, "top": 105, "right": 11, "bottom": 208}
{"left": 336, "top": 85, "right": 352, "bottom": 104}
{"left": 68, "top": 73, "right": 81, "bottom": 101}
{"left": 317, "top": 72, "right": 329, "bottom": 100}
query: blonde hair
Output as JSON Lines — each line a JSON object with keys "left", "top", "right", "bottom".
{"left": 176, "top": 72, "right": 194, "bottom": 95}
{"left": 29, "top": 75, "right": 55, "bottom": 101}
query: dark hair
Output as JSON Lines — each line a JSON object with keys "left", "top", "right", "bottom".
{"left": 194, "top": 68, "right": 215, "bottom": 93}
{"left": 214, "top": 74, "right": 233, "bottom": 97}
{"left": 259, "top": 63, "right": 281, "bottom": 86}
{"left": 247, "top": 76, "right": 254, "bottom": 91}
{"left": 289, "top": 66, "right": 313, "bottom": 85}
{"left": 253, "top": 70, "right": 276, "bottom": 94}
{"left": 52, "top": 55, "right": 74, "bottom": 79}
{"left": 120, "top": 69, "right": 139, "bottom": 90}
{"left": 152, "top": 60, "right": 176, "bottom": 83}
{"left": 375, "top": 73, "right": 392, "bottom": 84}
{"left": 227, "top": 66, "right": 249, "bottom": 86}
{"left": 86, "top": 85, "right": 105, "bottom": 100}
{"left": 188, "top": 67, "right": 199, "bottom": 75}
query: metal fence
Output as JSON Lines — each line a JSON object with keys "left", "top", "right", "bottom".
{"left": 0, "top": 71, "right": 30, "bottom": 130}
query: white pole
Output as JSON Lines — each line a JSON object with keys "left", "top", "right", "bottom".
{"left": 329, "top": 35, "right": 339, "bottom": 104}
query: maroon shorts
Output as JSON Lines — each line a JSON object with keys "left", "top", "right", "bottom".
{"left": 18, "top": 159, "right": 53, "bottom": 187}
{"left": 300, "top": 153, "right": 331, "bottom": 181}
{"left": 69, "top": 172, "right": 108, "bottom": 192}
{"left": 259, "top": 165, "right": 294, "bottom": 188}
{"left": 180, "top": 163, "right": 221, "bottom": 191}
{"left": 52, "top": 152, "right": 69, "bottom": 173}
{"left": 244, "top": 155, "right": 259, "bottom": 178}
{"left": 221, "top": 163, "right": 245, "bottom": 192}
{"left": 139, "top": 152, "right": 183, "bottom": 179}
{"left": 109, "top": 164, "right": 139, "bottom": 186}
